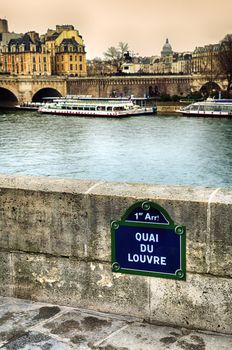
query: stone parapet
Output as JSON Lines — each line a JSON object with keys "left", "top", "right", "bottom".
{"left": 0, "top": 174, "right": 231, "bottom": 333}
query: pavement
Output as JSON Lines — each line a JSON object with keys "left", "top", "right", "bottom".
{"left": 0, "top": 297, "right": 231, "bottom": 350}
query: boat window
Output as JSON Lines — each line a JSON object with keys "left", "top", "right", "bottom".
{"left": 190, "top": 105, "right": 199, "bottom": 111}
{"left": 224, "top": 105, "right": 232, "bottom": 112}
{"left": 107, "top": 106, "right": 112, "bottom": 111}
{"left": 204, "top": 105, "right": 214, "bottom": 111}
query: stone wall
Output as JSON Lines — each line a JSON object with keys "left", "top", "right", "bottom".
{"left": 0, "top": 174, "right": 231, "bottom": 334}
{"left": 67, "top": 76, "right": 192, "bottom": 97}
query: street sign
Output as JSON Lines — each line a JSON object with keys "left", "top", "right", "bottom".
{"left": 111, "top": 201, "right": 186, "bottom": 280}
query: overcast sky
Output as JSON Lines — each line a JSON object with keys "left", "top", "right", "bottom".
{"left": 1, "top": 0, "right": 232, "bottom": 58}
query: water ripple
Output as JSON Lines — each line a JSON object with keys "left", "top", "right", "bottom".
{"left": 0, "top": 110, "right": 232, "bottom": 188}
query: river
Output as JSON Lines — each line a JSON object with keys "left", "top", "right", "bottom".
{"left": 0, "top": 109, "right": 231, "bottom": 188}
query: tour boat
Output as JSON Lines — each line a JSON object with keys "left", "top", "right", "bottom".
{"left": 38, "top": 97, "right": 157, "bottom": 117}
{"left": 16, "top": 102, "right": 45, "bottom": 110}
{"left": 16, "top": 97, "right": 57, "bottom": 111}
{"left": 177, "top": 98, "right": 232, "bottom": 117}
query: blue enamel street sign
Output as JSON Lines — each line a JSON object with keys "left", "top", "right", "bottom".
{"left": 111, "top": 201, "right": 186, "bottom": 280}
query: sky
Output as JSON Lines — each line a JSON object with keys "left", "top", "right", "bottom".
{"left": 1, "top": 0, "right": 232, "bottom": 59}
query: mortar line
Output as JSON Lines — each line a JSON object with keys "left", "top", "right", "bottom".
{"left": 148, "top": 276, "right": 151, "bottom": 323}
{"left": 24, "top": 325, "right": 74, "bottom": 347}
{"left": 28, "top": 308, "right": 69, "bottom": 331}
{"left": 93, "top": 324, "right": 130, "bottom": 347}
{"left": 9, "top": 252, "right": 14, "bottom": 298}
{"left": 84, "top": 181, "right": 104, "bottom": 195}
{"left": 206, "top": 187, "right": 220, "bottom": 273}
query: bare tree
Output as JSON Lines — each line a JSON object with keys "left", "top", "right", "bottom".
{"left": 104, "top": 42, "right": 129, "bottom": 72}
{"left": 217, "top": 34, "right": 232, "bottom": 97}
{"left": 199, "top": 45, "right": 221, "bottom": 96}
{"left": 87, "top": 57, "right": 105, "bottom": 76}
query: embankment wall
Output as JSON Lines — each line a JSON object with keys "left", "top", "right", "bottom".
{"left": 0, "top": 175, "right": 231, "bottom": 334}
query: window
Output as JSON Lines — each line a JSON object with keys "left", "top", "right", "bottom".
{"left": 70, "top": 64, "right": 73, "bottom": 70}
{"left": 79, "top": 64, "right": 82, "bottom": 71}
{"left": 79, "top": 55, "right": 82, "bottom": 62}
{"left": 70, "top": 55, "right": 73, "bottom": 61}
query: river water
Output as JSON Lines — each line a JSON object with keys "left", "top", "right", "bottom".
{"left": 0, "top": 109, "right": 231, "bottom": 188}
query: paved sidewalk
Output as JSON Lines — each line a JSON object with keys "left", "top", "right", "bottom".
{"left": 0, "top": 297, "right": 231, "bottom": 349}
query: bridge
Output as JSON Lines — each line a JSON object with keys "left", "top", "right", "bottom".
{"left": 0, "top": 74, "right": 228, "bottom": 106}
{"left": 0, "top": 76, "right": 67, "bottom": 107}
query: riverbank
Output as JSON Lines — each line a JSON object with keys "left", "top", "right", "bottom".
{"left": 156, "top": 101, "right": 187, "bottom": 113}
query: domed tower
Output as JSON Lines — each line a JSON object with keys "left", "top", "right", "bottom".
{"left": 161, "top": 38, "right": 173, "bottom": 57}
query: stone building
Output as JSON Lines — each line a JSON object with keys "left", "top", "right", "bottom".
{"left": 191, "top": 44, "right": 220, "bottom": 75}
{"left": 1, "top": 32, "right": 51, "bottom": 75}
{"left": 0, "top": 21, "right": 87, "bottom": 77}
{"left": 172, "top": 52, "right": 192, "bottom": 74}
{"left": 43, "top": 25, "right": 87, "bottom": 76}
{"left": 0, "top": 18, "right": 23, "bottom": 72}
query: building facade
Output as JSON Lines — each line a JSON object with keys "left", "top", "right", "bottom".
{"left": 1, "top": 32, "right": 51, "bottom": 75}
{"left": 0, "top": 21, "right": 87, "bottom": 77}
{"left": 122, "top": 38, "right": 221, "bottom": 77}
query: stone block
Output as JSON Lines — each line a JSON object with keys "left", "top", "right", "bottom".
{"left": 0, "top": 252, "right": 12, "bottom": 297}
{"left": 149, "top": 273, "right": 232, "bottom": 334}
{"left": 0, "top": 179, "right": 97, "bottom": 259}
{"left": 85, "top": 193, "right": 137, "bottom": 262}
{"left": 208, "top": 189, "right": 232, "bottom": 277}
{"left": 40, "top": 309, "right": 127, "bottom": 348}
{"left": 12, "top": 253, "right": 150, "bottom": 318}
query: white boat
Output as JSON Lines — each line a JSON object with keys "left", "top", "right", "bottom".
{"left": 177, "top": 98, "right": 232, "bottom": 117}
{"left": 16, "top": 102, "right": 45, "bottom": 110}
{"left": 16, "top": 97, "right": 58, "bottom": 111}
{"left": 38, "top": 97, "right": 157, "bottom": 117}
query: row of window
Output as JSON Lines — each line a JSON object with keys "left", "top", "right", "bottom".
{"left": 3, "top": 63, "right": 48, "bottom": 73}
{"left": 2, "top": 55, "right": 47, "bottom": 64}
{"left": 189, "top": 104, "right": 232, "bottom": 112}
{"left": 56, "top": 63, "right": 83, "bottom": 71}
{"left": 56, "top": 55, "right": 83, "bottom": 62}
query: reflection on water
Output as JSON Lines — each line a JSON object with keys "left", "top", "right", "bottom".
{"left": 0, "top": 109, "right": 232, "bottom": 188}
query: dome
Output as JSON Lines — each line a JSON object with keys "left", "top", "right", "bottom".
{"left": 161, "top": 38, "right": 173, "bottom": 57}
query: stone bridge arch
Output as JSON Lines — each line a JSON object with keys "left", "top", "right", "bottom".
{"left": 0, "top": 87, "right": 19, "bottom": 107}
{"left": 32, "top": 87, "right": 63, "bottom": 102}
{"left": 199, "top": 81, "right": 222, "bottom": 97}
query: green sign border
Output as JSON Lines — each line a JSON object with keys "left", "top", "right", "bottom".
{"left": 111, "top": 201, "right": 186, "bottom": 281}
